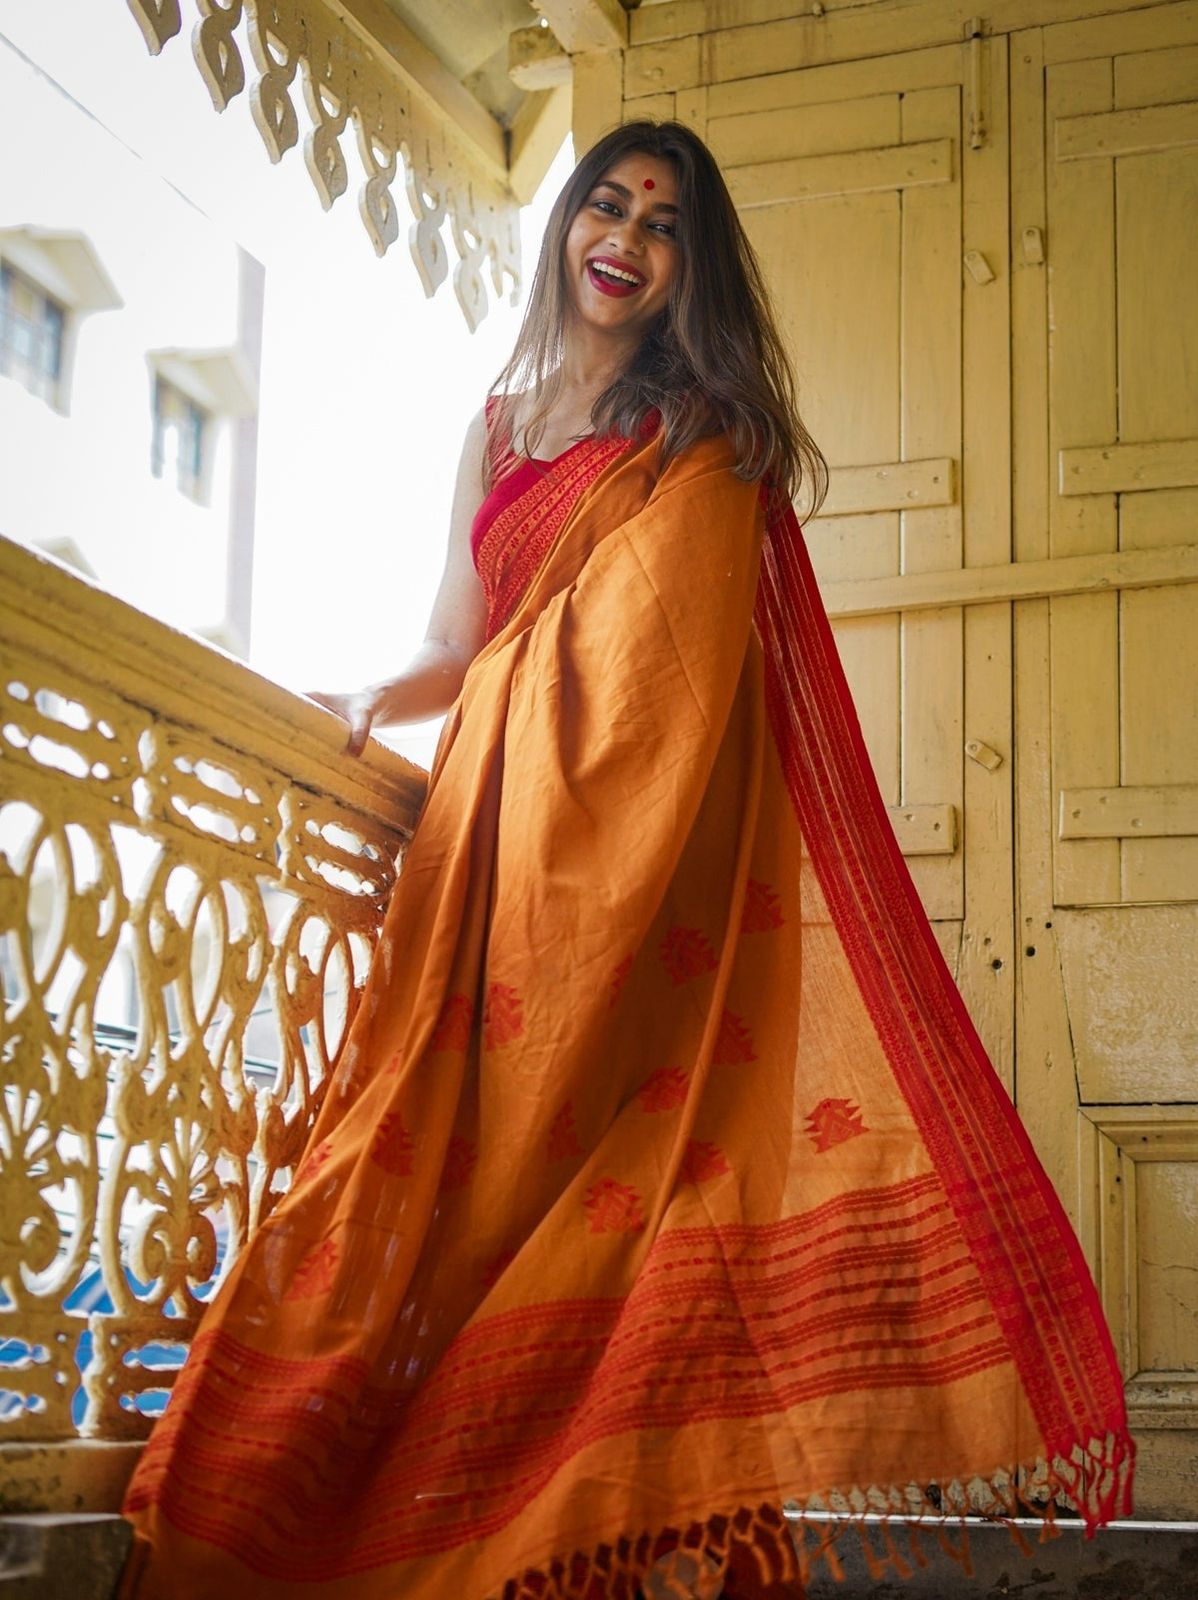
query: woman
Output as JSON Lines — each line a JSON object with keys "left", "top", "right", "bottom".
{"left": 120, "top": 122, "right": 1133, "bottom": 1600}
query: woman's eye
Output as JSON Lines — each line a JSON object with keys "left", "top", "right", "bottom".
{"left": 593, "top": 199, "right": 620, "bottom": 216}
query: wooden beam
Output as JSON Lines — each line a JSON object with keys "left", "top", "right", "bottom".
{"left": 818, "top": 457, "right": 955, "bottom": 518}
{"left": 1055, "top": 99, "right": 1198, "bottom": 161}
{"left": 326, "top": 0, "right": 507, "bottom": 179}
{"left": 509, "top": 25, "right": 571, "bottom": 91}
{"left": 889, "top": 803, "right": 958, "bottom": 857}
{"left": 530, "top": 0, "right": 629, "bottom": 54}
{"left": 1060, "top": 784, "right": 1198, "bottom": 841}
{"left": 572, "top": 49, "right": 623, "bottom": 155}
{"left": 509, "top": 85, "right": 572, "bottom": 205}
{"left": 630, "top": 0, "right": 1186, "bottom": 75}
{"left": 818, "top": 541, "right": 1198, "bottom": 619}
{"left": 727, "top": 137, "right": 952, "bottom": 208}
{"left": 1059, "top": 437, "right": 1198, "bottom": 496}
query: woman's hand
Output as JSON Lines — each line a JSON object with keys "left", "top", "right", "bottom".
{"left": 302, "top": 407, "right": 490, "bottom": 761}
{"left": 307, "top": 688, "right": 382, "bottom": 758}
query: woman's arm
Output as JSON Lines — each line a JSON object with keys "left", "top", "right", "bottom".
{"left": 308, "top": 407, "right": 490, "bottom": 756}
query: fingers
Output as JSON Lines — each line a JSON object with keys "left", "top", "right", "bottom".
{"left": 346, "top": 704, "right": 374, "bottom": 758}
{"left": 307, "top": 689, "right": 346, "bottom": 717}
{"left": 307, "top": 690, "right": 376, "bottom": 757}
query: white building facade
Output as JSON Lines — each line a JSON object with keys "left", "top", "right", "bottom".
{"left": 0, "top": 32, "right": 262, "bottom": 655}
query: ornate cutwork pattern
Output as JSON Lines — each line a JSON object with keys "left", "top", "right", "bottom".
{"left": 125, "top": 0, "right": 520, "bottom": 329}
{"left": 0, "top": 539, "right": 422, "bottom": 1441}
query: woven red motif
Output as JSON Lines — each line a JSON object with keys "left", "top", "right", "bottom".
{"left": 741, "top": 878, "right": 784, "bottom": 933}
{"left": 713, "top": 1009, "right": 757, "bottom": 1065}
{"left": 680, "top": 1140, "right": 731, "bottom": 1184}
{"left": 123, "top": 1171, "right": 1127, "bottom": 1581}
{"left": 441, "top": 1135, "right": 477, "bottom": 1190}
{"left": 119, "top": 437, "right": 1136, "bottom": 1597}
{"left": 431, "top": 993, "right": 473, "bottom": 1051}
{"left": 371, "top": 1112, "right": 415, "bottom": 1176}
{"left": 483, "top": 983, "right": 523, "bottom": 1048}
{"left": 637, "top": 1067, "right": 689, "bottom": 1112}
{"left": 282, "top": 1238, "right": 338, "bottom": 1301}
{"left": 805, "top": 1098, "right": 869, "bottom": 1153}
{"left": 609, "top": 955, "right": 633, "bottom": 1005}
{"left": 585, "top": 1178, "right": 645, "bottom": 1234}
{"left": 186, "top": 1180, "right": 994, "bottom": 1569}
{"left": 755, "top": 499, "right": 1134, "bottom": 1477}
{"left": 660, "top": 925, "right": 718, "bottom": 985}
{"left": 547, "top": 1102, "right": 583, "bottom": 1162}
{"left": 384, "top": 1048, "right": 403, "bottom": 1076}
{"left": 295, "top": 1138, "right": 333, "bottom": 1185}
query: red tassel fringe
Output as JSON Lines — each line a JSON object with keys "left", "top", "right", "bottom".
{"left": 494, "top": 1431, "right": 1135, "bottom": 1599}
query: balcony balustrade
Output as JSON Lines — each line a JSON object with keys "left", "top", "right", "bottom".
{"left": 0, "top": 535, "right": 425, "bottom": 1511}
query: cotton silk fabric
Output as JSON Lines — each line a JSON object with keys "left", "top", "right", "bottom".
{"left": 120, "top": 426, "right": 1133, "bottom": 1600}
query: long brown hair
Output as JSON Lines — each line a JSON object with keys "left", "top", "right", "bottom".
{"left": 487, "top": 119, "right": 828, "bottom": 520}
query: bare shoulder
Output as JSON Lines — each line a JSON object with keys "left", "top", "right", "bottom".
{"left": 446, "top": 405, "right": 491, "bottom": 545}
{"left": 457, "top": 404, "right": 490, "bottom": 480}
{"left": 460, "top": 403, "right": 489, "bottom": 462}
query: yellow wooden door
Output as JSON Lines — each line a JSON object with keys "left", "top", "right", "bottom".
{"left": 598, "top": 0, "right": 1198, "bottom": 1522}
{"left": 697, "top": 38, "right": 1017, "bottom": 1091}
{"left": 1011, "top": 3, "right": 1198, "bottom": 1521}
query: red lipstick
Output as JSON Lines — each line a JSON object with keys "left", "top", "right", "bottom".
{"left": 586, "top": 255, "right": 645, "bottom": 298}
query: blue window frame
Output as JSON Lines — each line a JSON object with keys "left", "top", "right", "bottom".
{"left": 151, "top": 374, "right": 209, "bottom": 502}
{"left": 0, "top": 260, "right": 66, "bottom": 404}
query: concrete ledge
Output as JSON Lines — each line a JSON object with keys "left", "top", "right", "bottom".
{"left": 1, "top": 1504, "right": 1195, "bottom": 1598}
{"left": 793, "top": 1513, "right": 1198, "bottom": 1597}
{"left": 0, "top": 1442, "right": 143, "bottom": 1515}
{"left": 0, "top": 1514, "right": 131, "bottom": 1600}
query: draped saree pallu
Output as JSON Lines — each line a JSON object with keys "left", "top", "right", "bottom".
{"left": 121, "top": 422, "right": 1135, "bottom": 1600}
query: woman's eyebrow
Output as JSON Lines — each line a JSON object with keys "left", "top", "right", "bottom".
{"left": 593, "top": 178, "right": 679, "bottom": 214}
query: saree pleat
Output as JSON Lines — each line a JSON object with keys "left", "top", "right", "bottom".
{"left": 120, "top": 425, "right": 1133, "bottom": 1600}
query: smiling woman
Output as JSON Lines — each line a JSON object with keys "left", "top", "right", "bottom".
{"left": 480, "top": 121, "right": 819, "bottom": 505}
{"left": 572, "top": 164, "right": 678, "bottom": 302}
{"left": 119, "top": 121, "right": 1134, "bottom": 1600}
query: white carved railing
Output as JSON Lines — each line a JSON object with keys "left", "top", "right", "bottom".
{"left": 0, "top": 536, "right": 424, "bottom": 1492}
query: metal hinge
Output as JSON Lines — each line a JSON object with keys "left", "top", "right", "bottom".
{"left": 965, "top": 16, "right": 988, "bottom": 150}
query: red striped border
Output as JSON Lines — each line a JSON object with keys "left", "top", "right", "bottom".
{"left": 754, "top": 496, "right": 1133, "bottom": 1527}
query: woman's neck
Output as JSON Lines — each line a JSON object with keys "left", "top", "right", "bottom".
{"left": 557, "top": 322, "right": 639, "bottom": 402}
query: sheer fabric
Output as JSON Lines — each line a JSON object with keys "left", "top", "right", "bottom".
{"left": 120, "top": 421, "right": 1132, "bottom": 1600}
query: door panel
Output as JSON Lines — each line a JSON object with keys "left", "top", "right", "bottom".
{"left": 1014, "top": 3, "right": 1198, "bottom": 1519}
{"left": 706, "top": 58, "right": 1015, "bottom": 1076}
{"left": 1048, "top": 51, "right": 1198, "bottom": 909}
{"left": 616, "top": 0, "right": 1198, "bottom": 1522}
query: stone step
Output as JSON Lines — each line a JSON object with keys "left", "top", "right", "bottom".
{"left": 0, "top": 1515, "right": 131, "bottom": 1600}
{"left": 1, "top": 1510, "right": 1196, "bottom": 1598}
{"left": 795, "top": 1513, "right": 1198, "bottom": 1598}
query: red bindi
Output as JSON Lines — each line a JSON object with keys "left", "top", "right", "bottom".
{"left": 643, "top": 178, "right": 655, "bottom": 190}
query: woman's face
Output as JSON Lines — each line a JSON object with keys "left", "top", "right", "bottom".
{"left": 562, "top": 153, "right": 680, "bottom": 340}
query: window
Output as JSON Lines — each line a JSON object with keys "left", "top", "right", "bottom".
{"left": 151, "top": 375, "right": 209, "bottom": 503}
{"left": 0, "top": 260, "right": 66, "bottom": 404}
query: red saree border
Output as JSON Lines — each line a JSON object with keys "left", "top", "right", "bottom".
{"left": 118, "top": 440, "right": 1136, "bottom": 1600}
{"left": 755, "top": 496, "right": 1135, "bottom": 1532}
{"left": 473, "top": 435, "right": 632, "bottom": 642}
{"left": 125, "top": 1169, "right": 1021, "bottom": 1579}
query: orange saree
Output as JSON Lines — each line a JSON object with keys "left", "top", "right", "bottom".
{"left": 121, "top": 421, "right": 1133, "bottom": 1600}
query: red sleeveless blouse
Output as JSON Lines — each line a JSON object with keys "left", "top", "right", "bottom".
{"left": 470, "top": 402, "right": 648, "bottom": 641}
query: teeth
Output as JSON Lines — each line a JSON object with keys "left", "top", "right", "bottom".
{"left": 591, "top": 260, "right": 642, "bottom": 286}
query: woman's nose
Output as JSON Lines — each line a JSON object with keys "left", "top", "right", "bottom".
{"left": 607, "top": 216, "right": 643, "bottom": 253}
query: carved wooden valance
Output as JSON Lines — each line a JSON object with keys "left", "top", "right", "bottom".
{"left": 125, "top": 0, "right": 522, "bottom": 330}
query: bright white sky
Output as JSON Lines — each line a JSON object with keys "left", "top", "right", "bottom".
{"left": 0, "top": 1, "right": 571, "bottom": 765}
